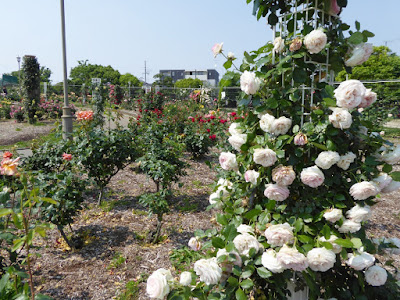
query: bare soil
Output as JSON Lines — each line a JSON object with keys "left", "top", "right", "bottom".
{"left": 1, "top": 120, "right": 399, "bottom": 299}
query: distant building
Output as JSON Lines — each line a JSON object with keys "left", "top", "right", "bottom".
{"left": 159, "top": 69, "right": 219, "bottom": 86}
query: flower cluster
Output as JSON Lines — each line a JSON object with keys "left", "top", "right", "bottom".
{"left": 1, "top": 152, "right": 20, "bottom": 176}
{"left": 76, "top": 110, "right": 94, "bottom": 121}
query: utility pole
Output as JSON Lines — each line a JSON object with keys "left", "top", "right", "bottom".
{"left": 143, "top": 60, "right": 150, "bottom": 84}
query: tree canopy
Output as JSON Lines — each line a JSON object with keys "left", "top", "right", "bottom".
{"left": 153, "top": 74, "right": 174, "bottom": 87}
{"left": 219, "top": 71, "right": 241, "bottom": 87}
{"left": 119, "top": 73, "right": 142, "bottom": 87}
{"left": 174, "top": 78, "right": 203, "bottom": 88}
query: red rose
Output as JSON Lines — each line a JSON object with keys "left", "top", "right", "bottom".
{"left": 209, "top": 134, "right": 216, "bottom": 140}
{"left": 62, "top": 153, "right": 72, "bottom": 161}
{"left": 3, "top": 151, "right": 13, "bottom": 159}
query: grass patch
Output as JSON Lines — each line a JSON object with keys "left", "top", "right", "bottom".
{"left": 116, "top": 274, "right": 148, "bottom": 300}
{"left": 107, "top": 252, "right": 126, "bottom": 270}
{"left": 381, "top": 127, "right": 400, "bottom": 138}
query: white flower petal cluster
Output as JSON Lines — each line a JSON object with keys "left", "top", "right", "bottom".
{"left": 319, "top": 235, "right": 342, "bottom": 254}
{"left": 337, "top": 152, "right": 356, "bottom": 170}
{"left": 229, "top": 122, "right": 243, "bottom": 136}
{"left": 307, "top": 247, "right": 336, "bottom": 272}
{"left": 253, "top": 148, "right": 277, "bottom": 167}
{"left": 359, "top": 88, "right": 377, "bottom": 108}
{"left": 219, "top": 152, "right": 238, "bottom": 171}
{"left": 329, "top": 108, "right": 352, "bottom": 129}
{"left": 227, "top": 52, "right": 235, "bottom": 60}
{"left": 346, "top": 251, "right": 375, "bottom": 271}
{"left": 259, "top": 113, "right": 292, "bottom": 136}
{"left": 188, "top": 237, "right": 202, "bottom": 251}
{"left": 381, "top": 180, "right": 400, "bottom": 193}
{"left": 179, "top": 272, "right": 192, "bottom": 286}
{"left": 301, "top": 166, "right": 325, "bottom": 188}
{"left": 272, "top": 165, "right": 296, "bottom": 186}
{"left": 228, "top": 133, "right": 247, "bottom": 151}
{"left": 323, "top": 208, "right": 343, "bottom": 223}
{"left": 346, "top": 204, "right": 371, "bottom": 223}
{"left": 304, "top": 29, "right": 327, "bottom": 54}
{"left": 240, "top": 71, "right": 261, "bottom": 95}
{"left": 345, "top": 43, "right": 373, "bottom": 67}
{"left": 381, "top": 145, "right": 400, "bottom": 165}
{"left": 273, "top": 37, "right": 285, "bottom": 54}
{"left": 261, "top": 249, "right": 285, "bottom": 273}
{"left": 233, "top": 233, "right": 261, "bottom": 256}
{"left": 373, "top": 173, "right": 392, "bottom": 191}
{"left": 264, "top": 184, "right": 290, "bottom": 202}
{"left": 209, "top": 180, "right": 231, "bottom": 205}
{"left": 244, "top": 170, "right": 260, "bottom": 185}
{"left": 338, "top": 219, "right": 361, "bottom": 233}
{"left": 237, "top": 224, "right": 254, "bottom": 235}
{"left": 264, "top": 223, "right": 294, "bottom": 247}
{"left": 350, "top": 181, "right": 379, "bottom": 200}
{"left": 315, "top": 151, "right": 340, "bottom": 170}
{"left": 217, "top": 248, "right": 242, "bottom": 267}
{"left": 365, "top": 265, "right": 387, "bottom": 286}
{"left": 194, "top": 258, "right": 222, "bottom": 285}
{"left": 276, "top": 244, "right": 309, "bottom": 272}
{"left": 212, "top": 42, "right": 223, "bottom": 58}
{"left": 334, "top": 80, "right": 366, "bottom": 109}
{"left": 146, "top": 268, "right": 173, "bottom": 299}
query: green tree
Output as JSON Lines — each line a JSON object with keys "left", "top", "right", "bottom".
{"left": 40, "top": 66, "right": 52, "bottom": 83}
{"left": 153, "top": 73, "right": 174, "bottom": 87}
{"left": 337, "top": 46, "right": 400, "bottom": 123}
{"left": 174, "top": 78, "right": 203, "bottom": 88}
{"left": 119, "top": 73, "right": 142, "bottom": 87}
{"left": 69, "top": 60, "right": 121, "bottom": 86}
{"left": 22, "top": 55, "right": 40, "bottom": 124}
{"left": 219, "top": 71, "right": 241, "bottom": 87}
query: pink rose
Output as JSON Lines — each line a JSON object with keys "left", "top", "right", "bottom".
{"left": 334, "top": 80, "right": 366, "bottom": 109}
{"left": 358, "top": 88, "right": 377, "bottom": 108}
{"left": 349, "top": 181, "right": 379, "bottom": 200}
{"left": 294, "top": 132, "right": 308, "bottom": 146}
{"left": 211, "top": 42, "right": 223, "bottom": 58}
{"left": 264, "top": 184, "right": 290, "bottom": 201}
{"left": 219, "top": 152, "right": 238, "bottom": 171}
{"left": 272, "top": 165, "right": 296, "bottom": 186}
{"left": 328, "top": 0, "right": 341, "bottom": 16}
{"left": 300, "top": 166, "right": 325, "bottom": 188}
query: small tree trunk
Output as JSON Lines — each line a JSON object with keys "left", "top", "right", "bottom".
{"left": 152, "top": 214, "right": 163, "bottom": 244}
{"left": 58, "top": 225, "right": 74, "bottom": 249}
{"left": 155, "top": 181, "right": 160, "bottom": 193}
{"left": 98, "top": 187, "right": 104, "bottom": 205}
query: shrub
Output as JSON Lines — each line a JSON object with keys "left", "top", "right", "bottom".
{"left": 21, "top": 55, "right": 40, "bottom": 124}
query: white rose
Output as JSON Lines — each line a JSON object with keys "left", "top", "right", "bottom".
{"left": 264, "top": 223, "right": 294, "bottom": 247}
{"left": 194, "top": 258, "right": 222, "bottom": 285}
{"left": 216, "top": 248, "right": 242, "bottom": 268}
{"left": 229, "top": 123, "right": 243, "bottom": 136}
{"left": 329, "top": 108, "right": 353, "bottom": 129}
{"left": 179, "top": 272, "right": 192, "bottom": 286}
{"left": 240, "top": 71, "right": 261, "bottom": 95}
{"left": 272, "top": 165, "right": 296, "bottom": 186}
{"left": 276, "top": 244, "right": 309, "bottom": 272}
{"left": 300, "top": 166, "right": 325, "bottom": 188}
{"left": 304, "top": 29, "right": 327, "bottom": 54}
{"left": 209, "top": 192, "right": 219, "bottom": 205}
{"left": 350, "top": 181, "right": 379, "bottom": 200}
{"left": 365, "top": 265, "right": 387, "bottom": 286}
{"left": 227, "top": 52, "right": 235, "bottom": 60}
{"left": 337, "top": 152, "right": 356, "bottom": 170}
{"left": 262, "top": 249, "right": 285, "bottom": 273}
{"left": 307, "top": 247, "right": 336, "bottom": 272}
{"left": 264, "top": 184, "right": 290, "bottom": 202}
{"left": 233, "top": 233, "right": 261, "bottom": 256}
{"left": 381, "top": 180, "right": 400, "bottom": 193}
{"left": 345, "top": 43, "right": 373, "bottom": 67}
{"left": 346, "top": 204, "right": 371, "bottom": 223}
{"left": 237, "top": 224, "right": 254, "bottom": 235}
{"left": 273, "top": 37, "right": 285, "bottom": 54}
{"left": 387, "top": 238, "right": 400, "bottom": 255}
{"left": 359, "top": 88, "right": 377, "bottom": 108}
{"left": 315, "top": 151, "right": 340, "bottom": 170}
{"left": 270, "top": 116, "right": 292, "bottom": 136}
{"left": 253, "top": 148, "right": 277, "bottom": 167}
{"left": 217, "top": 178, "right": 233, "bottom": 189}
{"left": 228, "top": 133, "right": 247, "bottom": 151}
{"left": 323, "top": 208, "right": 343, "bottom": 223}
{"left": 381, "top": 145, "right": 400, "bottom": 165}
{"left": 219, "top": 152, "right": 238, "bottom": 171}
{"left": 259, "top": 113, "right": 275, "bottom": 132}
{"left": 319, "top": 235, "right": 342, "bottom": 254}
{"left": 334, "top": 80, "right": 366, "bottom": 109}
{"left": 338, "top": 219, "right": 361, "bottom": 233}
{"left": 146, "top": 268, "right": 172, "bottom": 299}
{"left": 244, "top": 170, "right": 260, "bottom": 185}
{"left": 346, "top": 252, "right": 375, "bottom": 271}
{"left": 188, "top": 237, "right": 202, "bottom": 251}
{"left": 212, "top": 42, "right": 223, "bottom": 58}
{"left": 372, "top": 173, "right": 392, "bottom": 191}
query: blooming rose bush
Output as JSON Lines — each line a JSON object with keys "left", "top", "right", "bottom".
{"left": 153, "top": 1, "right": 400, "bottom": 299}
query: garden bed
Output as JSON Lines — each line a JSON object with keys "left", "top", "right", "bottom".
{"left": 27, "top": 156, "right": 400, "bottom": 299}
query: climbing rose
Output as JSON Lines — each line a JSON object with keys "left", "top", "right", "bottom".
{"left": 307, "top": 247, "right": 336, "bottom": 272}
{"left": 365, "top": 265, "right": 388, "bottom": 286}
{"left": 244, "top": 170, "right": 260, "bottom": 185}
{"left": 211, "top": 42, "right": 223, "bottom": 58}
{"left": 319, "top": 235, "right": 342, "bottom": 254}
{"left": 338, "top": 219, "right": 361, "bottom": 233}
{"left": 264, "top": 223, "right": 294, "bottom": 247}
{"left": 272, "top": 165, "right": 296, "bottom": 186}
{"left": 0, "top": 157, "right": 20, "bottom": 176}
{"left": 294, "top": 132, "right": 308, "bottom": 146}
{"left": 228, "top": 134, "right": 247, "bottom": 151}
{"left": 259, "top": 113, "right": 275, "bottom": 132}
{"left": 315, "top": 151, "right": 340, "bottom": 170}
{"left": 262, "top": 249, "right": 285, "bottom": 273}
{"left": 381, "top": 180, "right": 400, "bottom": 193}
{"left": 346, "top": 204, "right": 371, "bottom": 223}
{"left": 194, "top": 258, "right": 222, "bottom": 285}
{"left": 76, "top": 110, "right": 94, "bottom": 121}
{"left": 329, "top": 108, "right": 352, "bottom": 129}
{"left": 323, "top": 208, "right": 343, "bottom": 223}
{"left": 300, "top": 166, "right": 325, "bottom": 188}
{"left": 346, "top": 252, "right": 375, "bottom": 271}
{"left": 240, "top": 71, "right": 261, "bottom": 95}
{"left": 304, "top": 29, "right": 327, "bottom": 54}
{"left": 349, "top": 181, "right": 379, "bottom": 200}
{"left": 334, "top": 80, "right": 366, "bottom": 109}
{"left": 188, "top": 237, "right": 202, "bottom": 251}
{"left": 372, "top": 173, "right": 392, "bottom": 191}
{"left": 345, "top": 43, "right": 373, "bottom": 67}
{"left": 328, "top": 0, "right": 341, "bottom": 16}
{"left": 179, "top": 272, "right": 192, "bottom": 286}
{"left": 219, "top": 152, "right": 238, "bottom": 171}
{"left": 273, "top": 37, "right": 285, "bottom": 54}
{"left": 253, "top": 148, "right": 277, "bottom": 167}
{"left": 289, "top": 38, "right": 302, "bottom": 51}
{"left": 3, "top": 151, "right": 12, "bottom": 159}
{"left": 276, "top": 245, "right": 308, "bottom": 272}
{"left": 146, "top": 268, "right": 173, "bottom": 299}
{"left": 233, "top": 234, "right": 261, "bottom": 256}
{"left": 62, "top": 153, "right": 72, "bottom": 161}
{"left": 359, "top": 88, "right": 377, "bottom": 108}
{"left": 337, "top": 152, "right": 356, "bottom": 170}
{"left": 264, "top": 184, "right": 290, "bottom": 202}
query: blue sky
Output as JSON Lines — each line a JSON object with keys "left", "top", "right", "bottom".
{"left": 1, "top": 0, "right": 399, "bottom": 83}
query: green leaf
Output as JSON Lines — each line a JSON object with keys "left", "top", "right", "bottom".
{"left": 298, "top": 235, "right": 313, "bottom": 244}
{"left": 217, "top": 214, "right": 229, "bottom": 225}
{"left": 257, "top": 267, "right": 272, "bottom": 278}
{"left": 0, "top": 208, "right": 13, "bottom": 217}
{"left": 292, "top": 125, "right": 300, "bottom": 133}
{"left": 311, "top": 142, "right": 328, "bottom": 151}
{"left": 240, "top": 278, "right": 254, "bottom": 289}
{"left": 223, "top": 60, "right": 233, "bottom": 70}
{"left": 35, "top": 294, "right": 54, "bottom": 300}
{"left": 236, "top": 288, "right": 247, "bottom": 300}
{"left": 351, "top": 238, "right": 363, "bottom": 249}
{"left": 228, "top": 276, "right": 239, "bottom": 287}
{"left": 362, "top": 30, "right": 374, "bottom": 38}
{"left": 223, "top": 224, "right": 238, "bottom": 242}
{"left": 244, "top": 209, "right": 262, "bottom": 221}
{"left": 348, "top": 32, "right": 364, "bottom": 45}
{"left": 40, "top": 197, "right": 57, "bottom": 205}
{"left": 212, "top": 237, "right": 225, "bottom": 249}
{"left": 334, "top": 239, "right": 354, "bottom": 248}
{"left": 266, "top": 97, "right": 278, "bottom": 109}
{"left": 355, "top": 21, "right": 360, "bottom": 31}
{"left": 268, "top": 13, "right": 278, "bottom": 26}
{"left": 390, "top": 171, "right": 400, "bottom": 181}
{"left": 382, "top": 164, "right": 392, "bottom": 173}
{"left": 293, "top": 68, "right": 307, "bottom": 83}
{"left": 0, "top": 273, "right": 10, "bottom": 292}
{"left": 321, "top": 224, "right": 331, "bottom": 240}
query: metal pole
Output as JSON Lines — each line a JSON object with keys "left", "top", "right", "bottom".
{"left": 17, "top": 56, "right": 21, "bottom": 96}
{"left": 60, "top": 0, "right": 73, "bottom": 140}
